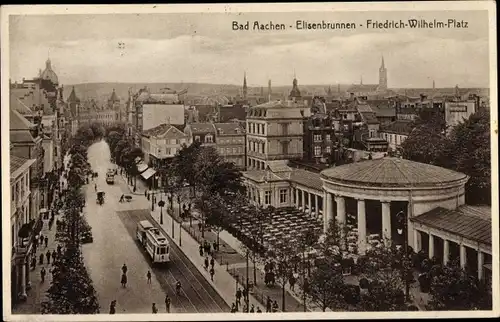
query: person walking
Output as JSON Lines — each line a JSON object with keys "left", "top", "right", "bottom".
{"left": 164, "top": 295, "right": 171, "bottom": 313}
{"left": 199, "top": 245, "right": 204, "bottom": 257}
{"left": 109, "top": 300, "right": 116, "bottom": 314}
{"left": 212, "top": 241, "right": 218, "bottom": 252}
{"left": 249, "top": 304, "right": 255, "bottom": 313}
{"left": 44, "top": 236, "right": 49, "bottom": 248}
{"left": 146, "top": 270, "right": 152, "bottom": 284}
{"left": 289, "top": 274, "right": 296, "bottom": 292}
{"left": 209, "top": 267, "right": 215, "bottom": 281}
{"left": 266, "top": 296, "right": 272, "bottom": 313}
{"left": 39, "top": 253, "right": 44, "bottom": 265}
{"left": 46, "top": 250, "right": 51, "bottom": 264}
{"left": 256, "top": 307, "right": 262, "bottom": 313}
{"left": 198, "top": 221, "right": 202, "bottom": 232}
{"left": 31, "top": 256, "right": 36, "bottom": 270}
{"left": 243, "top": 302, "right": 248, "bottom": 313}
{"left": 95, "top": 183, "right": 97, "bottom": 192}
{"left": 41, "top": 267, "right": 46, "bottom": 283}
{"left": 204, "top": 257, "right": 209, "bottom": 270}
{"left": 121, "top": 263, "right": 128, "bottom": 275}
{"left": 121, "top": 273, "right": 127, "bottom": 288}
{"left": 39, "top": 234, "right": 44, "bottom": 246}
{"left": 210, "top": 257, "right": 215, "bottom": 269}
{"left": 57, "top": 244, "right": 62, "bottom": 255}
{"left": 52, "top": 249, "right": 57, "bottom": 262}
{"left": 236, "top": 288, "right": 242, "bottom": 306}
{"left": 272, "top": 300, "right": 279, "bottom": 312}
{"left": 230, "top": 302, "right": 237, "bottom": 313}
{"left": 152, "top": 303, "right": 158, "bottom": 314}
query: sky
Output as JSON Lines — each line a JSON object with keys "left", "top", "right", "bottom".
{"left": 8, "top": 10, "right": 491, "bottom": 88}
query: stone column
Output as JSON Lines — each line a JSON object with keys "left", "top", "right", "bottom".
{"left": 477, "top": 251, "right": 484, "bottom": 280}
{"left": 335, "top": 196, "right": 346, "bottom": 225}
{"left": 429, "top": 234, "right": 435, "bottom": 258}
{"left": 20, "top": 262, "right": 27, "bottom": 299}
{"left": 295, "top": 188, "right": 299, "bottom": 207}
{"left": 443, "top": 239, "right": 450, "bottom": 266}
{"left": 357, "top": 199, "right": 367, "bottom": 255}
{"left": 301, "top": 190, "right": 305, "bottom": 211}
{"left": 413, "top": 229, "right": 420, "bottom": 252}
{"left": 314, "top": 194, "right": 319, "bottom": 217}
{"left": 25, "top": 260, "right": 31, "bottom": 290}
{"left": 460, "top": 244, "right": 467, "bottom": 268}
{"left": 324, "top": 193, "right": 332, "bottom": 232}
{"left": 381, "top": 201, "right": 392, "bottom": 246}
{"left": 322, "top": 192, "right": 327, "bottom": 218}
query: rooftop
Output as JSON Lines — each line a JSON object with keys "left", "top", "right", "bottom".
{"left": 189, "top": 123, "right": 216, "bottom": 133}
{"left": 10, "top": 108, "right": 35, "bottom": 131}
{"left": 10, "top": 155, "right": 35, "bottom": 179}
{"left": 321, "top": 157, "right": 468, "bottom": 188}
{"left": 380, "top": 120, "right": 415, "bottom": 135}
{"left": 214, "top": 122, "right": 244, "bottom": 135}
{"left": 412, "top": 206, "right": 491, "bottom": 246}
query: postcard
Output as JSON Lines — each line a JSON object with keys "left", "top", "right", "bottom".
{"left": 1, "top": 2, "right": 498, "bottom": 321}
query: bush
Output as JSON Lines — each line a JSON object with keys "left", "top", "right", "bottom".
{"left": 359, "top": 278, "right": 369, "bottom": 289}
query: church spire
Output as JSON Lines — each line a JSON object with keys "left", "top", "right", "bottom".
{"left": 268, "top": 79, "right": 272, "bottom": 102}
{"left": 360, "top": 75, "right": 363, "bottom": 85}
{"left": 242, "top": 72, "right": 247, "bottom": 99}
{"left": 381, "top": 55, "right": 385, "bottom": 69}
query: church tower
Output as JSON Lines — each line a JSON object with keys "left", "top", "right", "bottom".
{"left": 289, "top": 72, "right": 301, "bottom": 100}
{"left": 242, "top": 72, "right": 248, "bottom": 100}
{"left": 378, "top": 56, "right": 387, "bottom": 91}
{"left": 268, "top": 79, "right": 272, "bottom": 102}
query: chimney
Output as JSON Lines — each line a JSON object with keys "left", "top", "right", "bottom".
{"left": 350, "top": 92, "right": 354, "bottom": 99}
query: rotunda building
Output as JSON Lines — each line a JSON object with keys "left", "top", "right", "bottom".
{"left": 320, "top": 157, "right": 469, "bottom": 254}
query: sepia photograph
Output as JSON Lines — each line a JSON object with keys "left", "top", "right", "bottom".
{"left": 1, "top": 2, "right": 498, "bottom": 321}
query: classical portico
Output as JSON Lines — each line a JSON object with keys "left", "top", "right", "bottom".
{"left": 320, "top": 157, "right": 469, "bottom": 255}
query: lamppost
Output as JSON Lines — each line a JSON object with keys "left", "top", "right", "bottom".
{"left": 179, "top": 211, "right": 183, "bottom": 247}
{"left": 235, "top": 274, "right": 239, "bottom": 311}
{"left": 151, "top": 175, "right": 156, "bottom": 211}
{"left": 397, "top": 210, "right": 411, "bottom": 303}
{"left": 158, "top": 200, "right": 165, "bottom": 225}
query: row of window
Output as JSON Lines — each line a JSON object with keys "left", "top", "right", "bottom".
{"left": 248, "top": 141, "right": 266, "bottom": 154}
{"left": 218, "top": 147, "right": 244, "bottom": 155}
{"left": 11, "top": 174, "right": 29, "bottom": 206}
{"left": 314, "top": 145, "right": 331, "bottom": 156}
{"left": 194, "top": 134, "right": 214, "bottom": 143}
{"left": 313, "top": 134, "right": 332, "bottom": 142}
{"left": 380, "top": 132, "right": 407, "bottom": 146}
{"left": 248, "top": 188, "right": 288, "bottom": 205}
{"left": 248, "top": 122, "right": 266, "bottom": 135}
{"left": 218, "top": 138, "right": 244, "bottom": 145}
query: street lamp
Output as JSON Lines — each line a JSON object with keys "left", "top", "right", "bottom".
{"left": 158, "top": 200, "right": 165, "bottom": 225}
{"left": 151, "top": 175, "right": 156, "bottom": 211}
{"left": 396, "top": 210, "right": 411, "bottom": 303}
{"left": 179, "top": 212, "right": 183, "bottom": 247}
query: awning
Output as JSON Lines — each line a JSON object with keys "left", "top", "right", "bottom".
{"left": 141, "top": 168, "right": 157, "bottom": 180}
{"left": 137, "top": 162, "right": 148, "bottom": 173}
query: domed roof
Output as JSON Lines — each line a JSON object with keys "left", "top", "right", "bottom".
{"left": 321, "top": 157, "right": 468, "bottom": 188}
{"left": 40, "top": 58, "right": 59, "bottom": 85}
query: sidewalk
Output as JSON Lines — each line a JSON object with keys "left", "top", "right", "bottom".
{"left": 149, "top": 206, "right": 267, "bottom": 312}
{"left": 12, "top": 176, "right": 69, "bottom": 314}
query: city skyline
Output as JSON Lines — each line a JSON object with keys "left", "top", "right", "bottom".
{"left": 9, "top": 11, "right": 490, "bottom": 88}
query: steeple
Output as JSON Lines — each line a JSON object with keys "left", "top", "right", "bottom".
{"left": 242, "top": 72, "right": 248, "bottom": 99}
{"left": 378, "top": 55, "right": 387, "bottom": 91}
{"left": 268, "top": 79, "right": 272, "bottom": 102}
{"left": 360, "top": 75, "right": 363, "bottom": 85}
{"left": 327, "top": 86, "right": 332, "bottom": 96}
{"left": 381, "top": 55, "right": 385, "bottom": 69}
{"left": 289, "top": 73, "right": 301, "bottom": 100}
{"left": 432, "top": 80, "right": 435, "bottom": 90}
{"left": 455, "top": 84, "right": 460, "bottom": 98}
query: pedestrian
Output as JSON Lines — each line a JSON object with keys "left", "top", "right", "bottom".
{"left": 121, "top": 273, "right": 127, "bottom": 288}
{"left": 272, "top": 300, "right": 278, "bottom": 312}
{"left": 250, "top": 304, "right": 255, "bottom": 313}
{"left": 57, "top": 244, "right": 62, "bottom": 255}
{"left": 41, "top": 267, "right": 46, "bottom": 283}
{"left": 44, "top": 236, "right": 48, "bottom": 248}
{"left": 31, "top": 256, "right": 37, "bottom": 270}
{"left": 95, "top": 183, "right": 97, "bottom": 191}
{"left": 243, "top": 302, "right": 248, "bottom": 313}
{"left": 146, "top": 270, "right": 152, "bottom": 284}
{"left": 209, "top": 267, "right": 215, "bottom": 281}
{"left": 46, "top": 250, "right": 51, "bottom": 264}
{"left": 198, "top": 222, "right": 202, "bottom": 232}
{"left": 109, "top": 300, "right": 116, "bottom": 314}
{"left": 152, "top": 303, "right": 158, "bottom": 314}
{"left": 39, "top": 253, "right": 44, "bottom": 265}
{"left": 144, "top": 190, "right": 147, "bottom": 197}
{"left": 212, "top": 241, "right": 218, "bottom": 252}
{"left": 242, "top": 287, "right": 248, "bottom": 302}
{"left": 231, "top": 302, "right": 237, "bottom": 313}
{"left": 236, "top": 288, "right": 242, "bottom": 305}
{"left": 165, "top": 295, "right": 171, "bottom": 313}
{"left": 33, "top": 242, "right": 37, "bottom": 255}
{"left": 52, "top": 249, "right": 57, "bottom": 262}
{"left": 199, "top": 245, "right": 204, "bottom": 257}
{"left": 39, "top": 234, "right": 44, "bottom": 246}
{"left": 119, "top": 194, "right": 124, "bottom": 203}
{"left": 256, "top": 306, "right": 262, "bottom": 313}
{"left": 122, "top": 263, "right": 128, "bottom": 275}
{"left": 266, "top": 296, "right": 272, "bottom": 313}
{"left": 210, "top": 257, "right": 215, "bottom": 269}
{"left": 289, "top": 275, "right": 296, "bottom": 292}
{"left": 204, "top": 257, "right": 209, "bottom": 270}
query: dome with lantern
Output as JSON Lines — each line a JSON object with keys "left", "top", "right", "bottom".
{"left": 40, "top": 58, "right": 59, "bottom": 85}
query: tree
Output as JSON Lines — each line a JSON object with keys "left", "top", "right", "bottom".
{"left": 446, "top": 110, "right": 491, "bottom": 204}
{"left": 355, "top": 269, "right": 408, "bottom": 311}
{"left": 309, "top": 256, "right": 347, "bottom": 311}
{"left": 269, "top": 242, "right": 296, "bottom": 311}
{"left": 427, "top": 259, "right": 492, "bottom": 310}
{"left": 173, "top": 141, "right": 202, "bottom": 196}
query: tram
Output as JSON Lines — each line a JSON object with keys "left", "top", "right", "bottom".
{"left": 136, "top": 220, "right": 170, "bottom": 264}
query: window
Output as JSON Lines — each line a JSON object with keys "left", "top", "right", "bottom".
{"left": 314, "top": 134, "right": 322, "bottom": 142}
{"left": 326, "top": 146, "right": 331, "bottom": 153}
{"left": 205, "top": 135, "right": 213, "bottom": 143}
{"left": 314, "top": 146, "right": 322, "bottom": 156}
{"left": 11, "top": 184, "right": 15, "bottom": 201}
{"left": 281, "top": 141, "right": 288, "bottom": 155}
{"left": 264, "top": 191, "right": 271, "bottom": 205}
{"left": 326, "top": 134, "right": 331, "bottom": 141}
{"left": 281, "top": 123, "right": 289, "bottom": 135}
{"left": 195, "top": 135, "right": 201, "bottom": 142}
{"left": 170, "top": 139, "right": 176, "bottom": 145}
{"left": 279, "top": 189, "right": 287, "bottom": 204}
{"left": 233, "top": 147, "right": 237, "bottom": 154}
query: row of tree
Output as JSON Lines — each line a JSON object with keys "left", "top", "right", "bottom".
{"left": 401, "top": 109, "right": 491, "bottom": 205}
{"left": 104, "top": 123, "right": 144, "bottom": 187}
{"left": 41, "top": 123, "right": 102, "bottom": 314}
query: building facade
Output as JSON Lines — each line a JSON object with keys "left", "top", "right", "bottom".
{"left": 10, "top": 154, "right": 38, "bottom": 303}
{"left": 303, "top": 113, "right": 341, "bottom": 163}
{"left": 141, "top": 123, "right": 189, "bottom": 168}
{"left": 246, "top": 100, "right": 311, "bottom": 170}
{"left": 444, "top": 100, "right": 477, "bottom": 135}
{"left": 214, "top": 123, "right": 246, "bottom": 169}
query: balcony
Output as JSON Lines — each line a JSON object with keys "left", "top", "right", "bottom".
{"left": 12, "top": 219, "right": 42, "bottom": 262}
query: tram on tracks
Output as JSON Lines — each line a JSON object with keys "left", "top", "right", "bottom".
{"left": 136, "top": 220, "right": 170, "bottom": 264}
